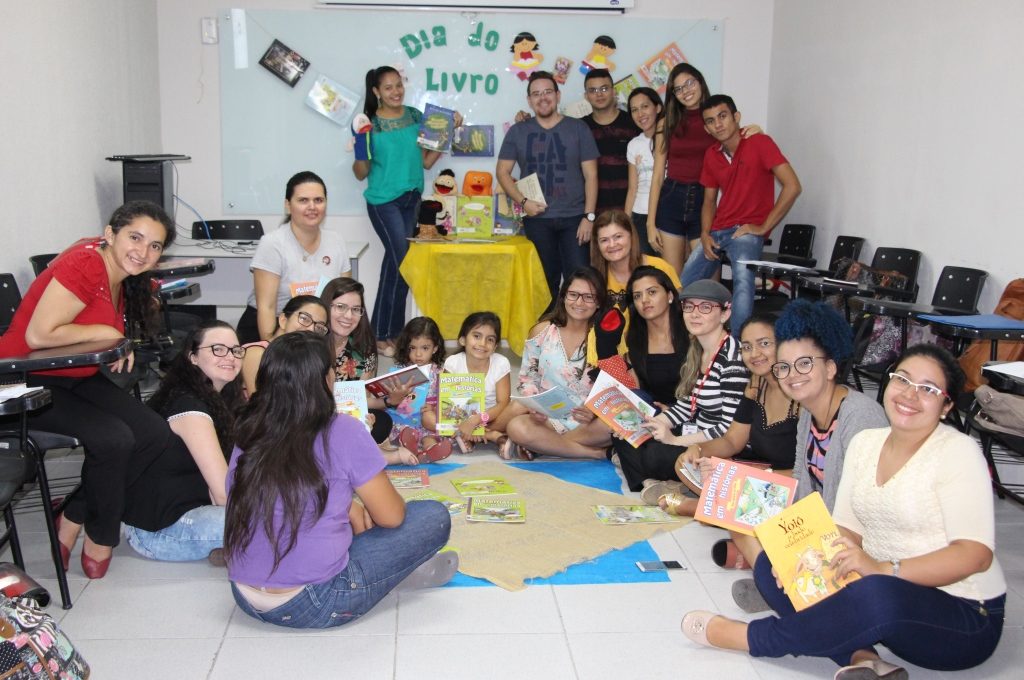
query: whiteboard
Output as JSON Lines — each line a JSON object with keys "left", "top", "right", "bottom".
{"left": 219, "top": 9, "right": 723, "bottom": 214}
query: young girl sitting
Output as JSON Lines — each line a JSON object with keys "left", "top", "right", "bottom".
{"left": 424, "top": 312, "right": 511, "bottom": 450}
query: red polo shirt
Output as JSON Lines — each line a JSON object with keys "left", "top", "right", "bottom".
{"left": 700, "top": 134, "right": 788, "bottom": 234}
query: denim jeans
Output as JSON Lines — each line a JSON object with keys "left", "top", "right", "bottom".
{"left": 231, "top": 500, "right": 451, "bottom": 629}
{"left": 522, "top": 215, "right": 588, "bottom": 304}
{"left": 747, "top": 551, "right": 1006, "bottom": 670}
{"left": 655, "top": 179, "right": 703, "bottom": 240}
{"left": 123, "top": 505, "right": 224, "bottom": 562}
{"left": 366, "top": 189, "right": 420, "bottom": 341}
{"left": 631, "top": 212, "right": 656, "bottom": 257}
{"left": 680, "top": 225, "right": 763, "bottom": 335}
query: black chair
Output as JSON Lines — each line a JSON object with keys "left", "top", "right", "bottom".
{"left": 28, "top": 254, "right": 57, "bottom": 277}
{"left": 0, "top": 274, "right": 21, "bottom": 334}
{"left": 814, "top": 235, "right": 866, "bottom": 276}
{"left": 763, "top": 224, "right": 817, "bottom": 268}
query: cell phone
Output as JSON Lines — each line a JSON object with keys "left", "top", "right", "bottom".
{"left": 635, "top": 560, "right": 684, "bottom": 572}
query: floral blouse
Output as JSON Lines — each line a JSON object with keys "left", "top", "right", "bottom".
{"left": 518, "top": 322, "right": 593, "bottom": 431}
{"left": 333, "top": 339, "right": 377, "bottom": 381}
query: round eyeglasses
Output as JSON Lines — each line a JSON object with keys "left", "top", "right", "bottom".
{"left": 771, "top": 355, "right": 827, "bottom": 379}
{"left": 197, "top": 344, "right": 246, "bottom": 359}
{"left": 672, "top": 78, "right": 699, "bottom": 95}
{"left": 295, "top": 311, "right": 329, "bottom": 336}
{"left": 331, "top": 303, "right": 364, "bottom": 317}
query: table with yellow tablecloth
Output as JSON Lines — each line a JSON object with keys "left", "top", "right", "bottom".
{"left": 399, "top": 236, "right": 551, "bottom": 354}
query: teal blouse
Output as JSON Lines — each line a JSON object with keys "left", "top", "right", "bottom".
{"left": 364, "top": 106, "right": 424, "bottom": 205}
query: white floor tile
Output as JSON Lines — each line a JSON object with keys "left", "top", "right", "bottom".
{"left": 224, "top": 591, "right": 398, "bottom": 638}
{"left": 554, "top": 580, "right": 714, "bottom": 633}
{"left": 78, "top": 638, "right": 220, "bottom": 680}
{"left": 569, "top": 632, "right": 760, "bottom": 680}
{"left": 212, "top": 635, "right": 395, "bottom": 680}
{"left": 397, "top": 584, "right": 562, "bottom": 634}
{"left": 671, "top": 521, "right": 732, "bottom": 573}
{"left": 396, "top": 633, "right": 575, "bottom": 680}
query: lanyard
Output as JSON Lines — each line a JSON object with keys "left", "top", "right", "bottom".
{"left": 690, "top": 333, "right": 729, "bottom": 416}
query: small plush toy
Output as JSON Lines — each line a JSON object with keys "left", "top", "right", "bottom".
{"left": 433, "top": 169, "right": 457, "bottom": 197}
{"left": 351, "top": 113, "right": 372, "bottom": 161}
{"left": 414, "top": 200, "right": 447, "bottom": 240}
{"left": 462, "top": 170, "right": 493, "bottom": 197}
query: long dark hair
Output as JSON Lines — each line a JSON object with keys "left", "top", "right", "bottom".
{"left": 627, "top": 87, "right": 663, "bottom": 152}
{"left": 363, "top": 66, "right": 400, "bottom": 119}
{"left": 147, "top": 320, "right": 242, "bottom": 453}
{"left": 625, "top": 265, "right": 688, "bottom": 389}
{"left": 223, "top": 332, "right": 336, "bottom": 572}
{"left": 657, "top": 63, "right": 711, "bottom": 154}
{"left": 541, "top": 266, "right": 607, "bottom": 329}
{"left": 320, "top": 277, "right": 375, "bottom": 360}
{"left": 395, "top": 316, "right": 446, "bottom": 368}
{"left": 282, "top": 171, "right": 326, "bottom": 225}
{"left": 110, "top": 200, "right": 175, "bottom": 341}
{"left": 456, "top": 311, "right": 502, "bottom": 352}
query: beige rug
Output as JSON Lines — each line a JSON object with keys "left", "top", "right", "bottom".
{"left": 401, "top": 461, "right": 691, "bottom": 591}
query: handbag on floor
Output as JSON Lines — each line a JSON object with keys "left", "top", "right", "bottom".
{"left": 0, "top": 594, "right": 90, "bottom": 679}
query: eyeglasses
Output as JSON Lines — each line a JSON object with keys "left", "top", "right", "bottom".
{"left": 740, "top": 338, "right": 775, "bottom": 354}
{"left": 529, "top": 88, "right": 556, "bottom": 98}
{"left": 295, "top": 311, "right": 329, "bottom": 336}
{"left": 197, "top": 344, "right": 246, "bottom": 359}
{"left": 331, "top": 303, "right": 364, "bottom": 317}
{"left": 772, "top": 356, "right": 827, "bottom": 379}
{"left": 585, "top": 85, "right": 611, "bottom": 94}
{"left": 887, "top": 372, "right": 949, "bottom": 402}
{"left": 682, "top": 301, "right": 721, "bottom": 314}
{"left": 565, "top": 291, "right": 598, "bottom": 304}
{"left": 672, "top": 79, "right": 699, "bottom": 95}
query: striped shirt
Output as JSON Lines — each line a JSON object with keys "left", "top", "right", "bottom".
{"left": 662, "top": 335, "right": 749, "bottom": 439}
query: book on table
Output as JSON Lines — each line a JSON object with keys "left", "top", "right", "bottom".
{"left": 450, "top": 477, "right": 517, "bottom": 497}
{"left": 592, "top": 505, "right": 679, "bottom": 525}
{"left": 467, "top": 497, "right": 526, "bottom": 523}
{"left": 753, "top": 492, "right": 860, "bottom": 612}
{"left": 333, "top": 380, "right": 370, "bottom": 432}
{"left": 417, "top": 103, "right": 456, "bottom": 152}
{"left": 511, "top": 383, "right": 580, "bottom": 421}
{"left": 406, "top": 489, "right": 467, "bottom": 515}
{"left": 455, "top": 195, "right": 495, "bottom": 240}
{"left": 584, "top": 371, "right": 656, "bottom": 448}
{"left": 364, "top": 364, "right": 431, "bottom": 399}
{"left": 436, "top": 373, "right": 485, "bottom": 437}
{"left": 386, "top": 469, "right": 429, "bottom": 489}
{"left": 694, "top": 457, "right": 798, "bottom": 535}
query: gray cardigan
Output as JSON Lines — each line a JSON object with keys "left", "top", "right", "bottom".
{"left": 794, "top": 388, "right": 887, "bottom": 510}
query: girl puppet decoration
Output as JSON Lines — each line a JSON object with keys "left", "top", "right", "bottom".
{"left": 509, "top": 32, "right": 543, "bottom": 81}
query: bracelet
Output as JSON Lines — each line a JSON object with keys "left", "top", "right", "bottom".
{"left": 519, "top": 197, "right": 528, "bottom": 209}
{"left": 890, "top": 558, "right": 901, "bottom": 578}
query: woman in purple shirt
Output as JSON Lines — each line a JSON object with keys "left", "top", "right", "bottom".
{"left": 223, "top": 332, "right": 456, "bottom": 628}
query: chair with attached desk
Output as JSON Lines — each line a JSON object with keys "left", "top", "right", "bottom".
{"left": 762, "top": 223, "right": 817, "bottom": 268}
{"left": 0, "top": 274, "right": 21, "bottom": 335}
{"left": 967, "top": 364, "right": 1024, "bottom": 505}
{"left": 29, "top": 254, "right": 57, "bottom": 277}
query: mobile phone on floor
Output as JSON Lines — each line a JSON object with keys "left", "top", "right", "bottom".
{"left": 635, "top": 560, "right": 685, "bottom": 572}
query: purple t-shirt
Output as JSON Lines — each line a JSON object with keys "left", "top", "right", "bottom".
{"left": 226, "top": 415, "right": 385, "bottom": 588}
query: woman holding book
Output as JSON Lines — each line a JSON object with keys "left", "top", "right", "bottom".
{"left": 352, "top": 66, "right": 461, "bottom": 357}
{"left": 225, "top": 332, "right": 456, "bottom": 629}
{"left": 681, "top": 344, "right": 1006, "bottom": 679}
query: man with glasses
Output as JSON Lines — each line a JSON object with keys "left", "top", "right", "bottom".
{"left": 680, "top": 94, "right": 802, "bottom": 336}
{"left": 581, "top": 69, "right": 640, "bottom": 214}
{"left": 498, "top": 71, "right": 600, "bottom": 305}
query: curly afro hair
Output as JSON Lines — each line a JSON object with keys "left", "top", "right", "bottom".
{"left": 774, "top": 300, "right": 853, "bottom": 362}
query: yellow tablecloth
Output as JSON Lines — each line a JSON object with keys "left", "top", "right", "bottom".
{"left": 399, "top": 236, "right": 551, "bottom": 354}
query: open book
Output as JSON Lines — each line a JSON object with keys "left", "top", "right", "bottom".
{"left": 511, "top": 384, "right": 579, "bottom": 421}
{"left": 515, "top": 173, "right": 546, "bottom": 205}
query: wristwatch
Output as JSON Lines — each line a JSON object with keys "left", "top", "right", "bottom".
{"left": 586, "top": 212, "right": 596, "bottom": 222}
{"left": 520, "top": 197, "right": 529, "bottom": 209}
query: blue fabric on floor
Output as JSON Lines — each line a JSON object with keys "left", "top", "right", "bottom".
{"left": 392, "top": 460, "right": 670, "bottom": 586}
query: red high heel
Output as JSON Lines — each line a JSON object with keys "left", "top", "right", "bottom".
{"left": 81, "top": 550, "right": 112, "bottom": 579}
{"left": 58, "top": 543, "right": 71, "bottom": 573}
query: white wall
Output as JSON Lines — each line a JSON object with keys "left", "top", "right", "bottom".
{"left": 0, "top": 0, "right": 162, "bottom": 292}
{"left": 769, "top": 0, "right": 1023, "bottom": 312}
{"left": 155, "top": 0, "right": 775, "bottom": 316}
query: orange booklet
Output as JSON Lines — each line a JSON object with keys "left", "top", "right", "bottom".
{"left": 585, "top": 385, "right": 651, "bottom": 448}
{"left": 753, "top": 492, "right": 860, "bottom": 612}
{"left": 694, "top": 457, "right": 798, "bottom": 535}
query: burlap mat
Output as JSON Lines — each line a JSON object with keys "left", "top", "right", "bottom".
{"left": 401, "top": 461, "right": 690, "bottom": 591}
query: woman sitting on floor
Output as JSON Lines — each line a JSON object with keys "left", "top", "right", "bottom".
{"left": 240, "top": 294, "right": 329, "bottom": 397}
{"left": 224, "top": 332, "right": 456, "bottom": 629}
{"left": 122, "top": 320, "right": 244, "bottom": 563}
{"left": 682, "top": 344, "right": 1006, "bottom": 680}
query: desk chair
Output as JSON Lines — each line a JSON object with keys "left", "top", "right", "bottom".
{"left": 0, "top": 274, "right": 20, "bottom": 334}
{"left": 29, "top": 254, "right": 57, "bottom": 277}
{"left": 814, "top": 235, "right": 866, "bottom": 277}
{"left": 762, "top": 224, "right": 817, "bottom": 268}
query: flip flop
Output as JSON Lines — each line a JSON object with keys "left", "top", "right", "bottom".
{"left": 398, "top": 428, "right": 422, "bottom": 454}
{"left": 418, "top": 438, "right": 453, "bottom": 463}
{"left": 712, "top": 539, "right": 750, "bottom": 570}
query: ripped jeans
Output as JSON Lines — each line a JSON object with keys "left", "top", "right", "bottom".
{"left": 123, "top": 505, "right": 224, "bottom": 562}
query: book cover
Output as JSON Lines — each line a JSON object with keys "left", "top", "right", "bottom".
{"left": 304, "top": 73, "right": 360, "bottom": 127}
{"left": 587, "top": 370, "right": 657, "bottom": 419}
{"left": 694, "top": 457, "right": 798, "bottom": 536}
{"left": 753, "top": 492, "right": 860, "bottom": 612}
{"left": 451, "top": 125, "right": 495, "bottom": 157}
{"left": 613, "top": 74, "right": 642, "bottom": 108}
{"left": 467, "top": 497, "right": 526, "bottom": 523}
{"left": 678, "top": 459, "right": 703, "bottom": 495}
{"left": 437, "top": 373, "right": 486, "bottom": 436}
{"left": 585, "top": 386, "right": 652, "bottom": 447}
{"left": 592, "top": 505, "right": 678, "bottom": 525}
{"left": 333, "top": 380, "right": 370, "bottom": 432}
{"left": 511, "top": 383, "right": 579, "bottom": 421}
{"left": 455, "top": 196, "right": 495, "bottom": 239}
{"left": 493, "top": 191, "right": 524, "bottom": 237}
{"left": 450, "top": 477, "right": 517, "bottom": 497}
{"left": 406, "top": 489, "right": 467, "bottom": 515}
{"left": 417, "top": 103, "right": 456, "bottom": 152}
{"left": 386, "top": 469, "right": 429, "bottom": 489}
{"left": 515, "top": 173, "right": 546, "bottom": 205}
{"left": 639, "top": 42, "right": 687, "bottom": 95}
{"left": 364, "top": 364, "right": 431, "bottom": 399}
{"left": 561, "top": 98, "right": 593, "bottom": 119}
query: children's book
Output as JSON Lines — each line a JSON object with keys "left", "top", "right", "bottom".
{"left": 451, "top": 125, "right": 495, "bottom": 157}
{"left": 515, "top": 173, "right": 546, "bottom": 205}
{"left": 436, "top": 373, "right": 485, "bottom": 436}
{"left": 467, "top": 497, "right": 526, "bottom": 523}
{"left": 694, "top": 457, "right": 798, "bottom": 535}
{"left": 678, "top": 459, "right": 703, "bottom": 495}
{"left": 417, "top": 103, "right": 456, "bottom": 152}
{"left": 592, "top": 505, "right": 678, "bottom": 525}
{"left": 386, "top": 469, "right": 429, "bottom": 489}
{"left": 754, "top": 492, "right": 860, "bottom": 611}
{"left": 406, "top": 489, "right": 467, "bottom": 515}
{"left": 584, "top": 371, "right": 656, "bottom": 448}
{"left": 639, "top": 42, "right": 686, "bottom": 95}
{"left": 364, "top": 364, "right": 431, "bottom": 399}
{"left": 304, "top": 73, "right": 360, "bottom": 127}
{"left": 450, "top": 477, "right": 517, "bottom": 497}
{"left": 613, "top": 74, "right": 642, "bottom": 108}
{"left": 493, "top": 191, "right": 524, "bottom": 237}
{"left": 455, "top": 196, "right": 495, "bottom": 239}
{"left": 511, "top": 384, "right": 579, "bottom": 422}
{"left": 588, "top": 370, "right": 657, "bottom": 418}
{"left": 561, "top": 98, "right": 593, "bottom": 119}
{"left": 333, "top": 380, "right": 370, "bottom": 432}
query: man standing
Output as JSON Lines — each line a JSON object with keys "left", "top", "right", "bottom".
{"left": 581, "top": 69, "right": 640, "bottom": 215}
{"left": 681, "top": 94, "right": 801, "bottom": 334}
{"left": 498, "top": 71, "right": 599, "bottom": 302}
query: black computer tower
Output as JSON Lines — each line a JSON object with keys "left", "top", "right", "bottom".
{"left": 122, "top": 160, "right": 174, "bottom": 216}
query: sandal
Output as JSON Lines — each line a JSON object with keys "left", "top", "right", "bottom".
{"left": 398, "top": 428, "right": 422, "bottom": 454}
{"left": 833, "top": 659, "right": 908, "bottom": 680}
{"left": 658, "top": 492, "right": 692, "bottom": 516}
{"left": 418, "top": 438, "right": 453, "bottom": 463}
{"left": 497, "top": 436, "right": 515, "bottom": 460}
{"left": 712, "top": 539, "right": 750, "bottom": 570}
{"left": 640, "top": 479, "right": 685, "bottom": 506}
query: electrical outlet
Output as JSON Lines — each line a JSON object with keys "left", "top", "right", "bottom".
{"left": 201, "top": 17, "right": 218, "bottom": 44}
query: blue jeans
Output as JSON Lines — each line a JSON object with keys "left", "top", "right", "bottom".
{"left": 123, "top": 505, "right": 224, "bottom": 562}
{"left": 655, "top": 179, "right": 703, "bottom": 239}
{"left": 231, "top": 500, "right": 451, "bottom": 629}
{"left": 523, "top": 215, "right": 588, "bottom": 304}
{"left": 366, "top": 190, "right": 420, "bottom": 340}
{"left": 747, "top": 551, "right": 1005, "bottom": 670}
{"left": 680, "top": 225, "right": 763, "bottom": 335}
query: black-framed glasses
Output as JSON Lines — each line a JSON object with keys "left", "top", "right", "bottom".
{"left": 565, "top": 291, "right": 598, "bottom": 304}
{"left": 295, "top": 311, "right": 329, "bottom": 336}
{"left": 887, "top": 372, "right": 949, "bottom": 402}
{"left": 740, "top": 338, "right": 775, "bottom": 354}
{"left": 772, "top": 356, "right": 827, "bottom": 379}
{"left": 682, "top": 301, "right": 721, "bottom": 314}
{"left": 585, "top": 85, "right": 611, "bottom": 94}
{"left": 331, "top": 303, "right": 364, "bottom": 317}
{"left": 197, "top": 344, "right": 246, "bottom": 359}
{"left": 672, "top": 78, "right": 699, "bottom": 95}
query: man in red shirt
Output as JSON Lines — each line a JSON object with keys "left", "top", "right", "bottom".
{"left": 680, "top": 94, "right": 802, "bottom": 335}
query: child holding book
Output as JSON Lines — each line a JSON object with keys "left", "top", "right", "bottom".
{"left": 424, "top": 312, "right": 511, "bottom": 450}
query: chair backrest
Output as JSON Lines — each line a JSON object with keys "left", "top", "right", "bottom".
{"left": 777, "top": 224, "right": 816, "bottom": 258}
{"left": 930, "top": 266, "right": 987, "bottom": 314}
{"left": 29, "top": 253, "right": 57, "bottom": 277}
{"left": 827, "top": 235, "right": 865, "bottom": 271}
{"left": 870, "top": 247, "right": 922, "bottom": 285}
{"left": 0, "top": 274, "right": 21, "bottom": 334}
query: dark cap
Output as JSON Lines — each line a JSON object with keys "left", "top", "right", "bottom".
{"left": 680, "top": 279, "right": 732, "bottom": 305}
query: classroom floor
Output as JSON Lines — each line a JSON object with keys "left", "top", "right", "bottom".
{"left": 5, "top": 352, "right": 1023, "bottom": 679}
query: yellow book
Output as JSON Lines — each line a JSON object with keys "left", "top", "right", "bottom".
{"left": 753, "top": 492, "right": 860, "bottom": 612}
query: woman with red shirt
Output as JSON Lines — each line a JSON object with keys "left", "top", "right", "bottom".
{"left": 0, "top": 200, "right": 175, "bottom": 578}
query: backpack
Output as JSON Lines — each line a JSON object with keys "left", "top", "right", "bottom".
{"left": 959, "top": 279, "right": 1024, "bottom": 392}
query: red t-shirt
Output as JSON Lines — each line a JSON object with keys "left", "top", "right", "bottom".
{"left": 666, "top": 108, "right": 714, "bottom": 184}
{"left": 700, "top": 134, "right": 788, "bottom": 233}
{"left": 0, "top": 239, "right": 124, "bottom": 378}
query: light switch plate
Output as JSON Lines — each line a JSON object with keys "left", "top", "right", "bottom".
{"left": 201, "top": 17, "right": 218, "bottom": 44}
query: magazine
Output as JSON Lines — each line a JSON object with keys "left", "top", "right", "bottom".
{"left": 406, "top": 489, "right": 467, "bottom": 515}
{"left": 333, "top": 380, "right": 370, "bottom": 432}
{"left": 364, "top": 364, "right": 431, "bottom": 399}
{"left": 436, "top": 373, "right": 485, "bottom": 436}
{"left": 386, "top": 469, "right": 429, "bottom": 489}
{"left": 511, "top": 384, "right": 579, "bottom": 421}
{"left": 467, "top": 497, "right": 526, "bottom": 523}
{"left": 515, "top": 173, "right": 546, "bottom": 205}
{"left": 417, "top": 103, "right": 456, "bottom": 152}
{"left": 694, "top": 457, "right": 798, "bottom": 535}
{"left": 592, "top": 505, "right": 679, "bottom": 525}
{"left": 450, "top": 477, "right": 517, "bottom": 497}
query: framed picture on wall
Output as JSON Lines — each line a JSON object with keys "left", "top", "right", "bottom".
{"left": 259, "top": 39, "right": 310, "bottom": 88}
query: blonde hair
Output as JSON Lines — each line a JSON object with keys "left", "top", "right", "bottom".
{"left": 675, "top": 340, "right": 703, "bottom": 400}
